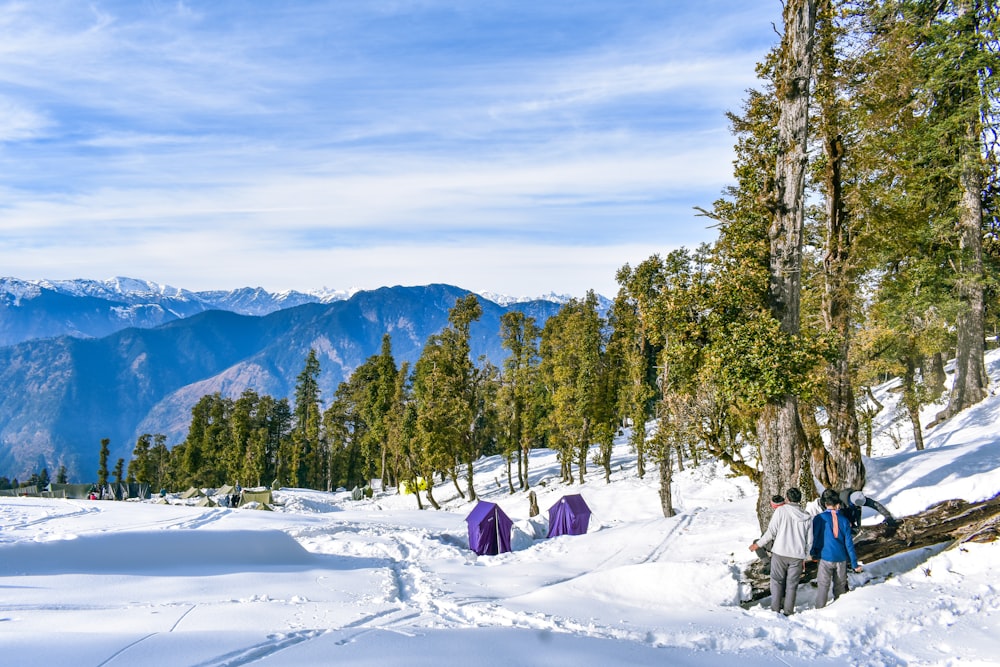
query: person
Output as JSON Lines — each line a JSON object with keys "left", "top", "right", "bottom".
{"left": 811, "top": 488, "right": 862, "bottom": 608}
{"left": 838, "top": 488, "right": 897, "bottom": 531}
{"left": 749, "top": 487, "right": 813, "bottom": 615}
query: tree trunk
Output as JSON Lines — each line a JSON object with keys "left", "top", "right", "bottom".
{"left": 424, "top": 482, "right": 440, "bottom": 510}
{"left": 636, "top": 427, "right": 647, "bottom": 479}
{"left": 820, "top": 137, "right": 865, "bottom": 490}
{"left": 939, "top": 139, "right": 988, "bottom": 419}
{"left": 465, "top": 459, "right": 477, "bottom": 502}
{"left": 659, "top": 440, "right": 675, "bottom": 518}
{"left": 858, "top": 387, "right": 883, "bottom": 458}
{"left": 576, "top": 431, "right": 588, "bottom": 485}
{"left": 451, "top": 471, "right": 466, "bottom": 499}
{"left": 755, "top": 0, "right": 817, "bottom": 532}
{"left": 927, "top": 352, "right": 948, "bottom": 400}
{"left": 903, "top": 357, "right": 926, "bottom": 451}
{"left": 520, "top": 445, "right": 530, "bottom": 490}
{"left": 937, "top": 1, "right": 989, "bottom": 421}
{"left": 756, "top": 399, "right": 807, "bottom": 530}
{"left": 506, "top": 454, "right": 516, "bottom": 494}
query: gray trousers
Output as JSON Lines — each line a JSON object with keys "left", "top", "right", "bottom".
{"left": 769, "top": 554, "right": 804, "bottom": 614}
{"left": 815, "top": 559, "right": 848, "bottom": 608}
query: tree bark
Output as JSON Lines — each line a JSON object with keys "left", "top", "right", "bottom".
{"left": 658, "top": 439, "right": 675, "bottom": 518}
{"left": 903, "top": 356, "right": 926, "bottom": 451}
{"left": 821, "top": 132, "right": 865, "bottom": 490}
{"left": 756, "top": 398, "right": 808, "bottom": 527}
{"left": 937, "top": 0, "right": 989, "bottom": 421}
{"left": 755, "top": 0, "right": 817, "bottom": 531}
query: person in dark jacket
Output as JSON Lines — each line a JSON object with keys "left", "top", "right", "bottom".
{"left": 838, "top": 488, "right": 897, "bottom": 531}
{"left": 811, "top": 488, "right": 862, "bottom": 609}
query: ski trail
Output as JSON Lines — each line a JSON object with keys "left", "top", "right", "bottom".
{"left": 95, "top": 633, "right": 158, "bottom": 667}
{"left": 0, "top": 500, "right": 100, "bottom": 534}
{"left": 189, "top": 630, "right": 325, "bottom": 667}
{"left": 644, "top": 507, "right": 704, "bottom": 563}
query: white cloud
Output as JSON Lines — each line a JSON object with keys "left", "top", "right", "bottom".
{"left": 0, "top": 0, "right": 782, "bottom": 297}
{"left": 0, "top": 97, "right": 49, "bottom": 141}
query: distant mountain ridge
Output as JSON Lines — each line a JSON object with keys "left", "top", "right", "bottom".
{"left": 0, "top": 276, "right": 587, "bottom": 347}
{"left": 0, "top": 283, "right": 567, "bottom": 482}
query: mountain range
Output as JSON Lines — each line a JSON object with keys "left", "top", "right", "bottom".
{"left": 0, "top": 280, "right": 576, "bottom": 482}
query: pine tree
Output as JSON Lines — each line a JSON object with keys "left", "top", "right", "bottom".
{"left": 413, "top": 295, "right": 483, "bottom": 505}
{"left": 291, "top": 348, "right": 323, "bottom": 488}
{"left": 752, "top": 0, "right": 818, "bottom": 529}
{"left": 539, "top": 292, "right": 613, "bottom": 485}
{"left": 129, "top": 434, "right": 153, "bottom": 485}
{"left": 498, "top": 311, "right": 543, "bottom": 491}
{"left": 97, "top": 438, "right": 110, "bottom": 488}
{"left": 808, "top": 0, "right": 867, "bottom": 490}
{"left": 355, "top": 335, "right": 399, "bottom": 489}
{"left": 385, "top": 362, "right": 419, "bottom": 505}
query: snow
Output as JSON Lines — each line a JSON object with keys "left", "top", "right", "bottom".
{"left": 3, "top": 353, "right": 1000, "bottom": 665}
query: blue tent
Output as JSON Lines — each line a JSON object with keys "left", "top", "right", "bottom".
{"left": 466, "top": 501, "right": 513, "bottom": 555}
{"left": 547, "top": 494, "right": 592, "bottom": 538}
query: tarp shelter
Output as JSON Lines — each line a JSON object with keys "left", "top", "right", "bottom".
{"left": 180, "top": 487, "right": 205, "bottom": 499}
{"left": 108, "top": 483, "right": 151, "bottom": 501}
{"left": 46, "top": 483, "right": 93, "bottom": 499}
{"left": 215, "top": 484, "right": 235, "bottom": 497}
{"left": 466, "top": 501, "right": 513, "bottom": 556}
{"left": 546, "top": 494, "right": 592, "bottom": 538}
{"left": 238, "top": 489, "right": 273, "bottom": 509}
{"left": 0, "top": 485, "right": 38, "bottom": 497}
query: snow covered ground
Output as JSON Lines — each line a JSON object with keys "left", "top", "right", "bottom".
{"left": 2, "top": 352, "right": 1000, "bottom": 666}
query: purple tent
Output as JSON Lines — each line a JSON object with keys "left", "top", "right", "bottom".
{"left": 546, "top": 494, "right": 592, "bottom": 538}
{"left": 466, "top": 501, "right": 513, "bottom": 555}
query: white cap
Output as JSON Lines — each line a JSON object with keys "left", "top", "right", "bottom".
{"left": 850, "top": 491, "right": 866, "bottom": 506}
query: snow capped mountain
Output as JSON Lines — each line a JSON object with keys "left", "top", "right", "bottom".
{"left": 477, "top": 290, "right": 575, "bottom": 306}
{"left": 39, "top": 276, "right": 192, "bottom": 300}
{"left": 0, "top": 277, "right": 363, "bottom": 343}
{"left": 476, "top": 290, "right": 613, "bottom": 313}
{"left": 0, "top": 277, "right": 43, "bottom": 305}
{"left": 0, "top": 277, "right": 608, "bottom": 349}
{"left": 1, "top": 277, "right": 360, "bottom": 311}
{"left": 3, "top": 277, "right": 595, "bottom": 314}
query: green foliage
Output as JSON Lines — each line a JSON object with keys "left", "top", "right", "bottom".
{"left": 413, "top": 295, "right": 485, "bottom": 502}
{"left": 539, "top": 292, "right": 616, "bottom": 484}
{"left": 709, "top": 314, "right": 831, "bottom": 409}
{"left": 97, "top": 438, "right": 110, "bottom": 487}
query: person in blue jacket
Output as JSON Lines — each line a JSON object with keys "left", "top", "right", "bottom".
{"left": 810, "top": 488, "right": 862, "bottom": 609}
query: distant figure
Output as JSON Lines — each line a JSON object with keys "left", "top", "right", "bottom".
{"left": 838, "top": 488, "right": 897, "bottom": 531}
{"left": 749, "top": 487, "right": 812, "bottom": 615}
{"left": 811, "top": 489, "right": 862, "bottom": 609}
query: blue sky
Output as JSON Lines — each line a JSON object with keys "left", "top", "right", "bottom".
{"left": 0, "top": 1, "right": 782, "bottom": 298}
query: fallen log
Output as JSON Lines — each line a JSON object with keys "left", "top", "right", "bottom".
{"left": 740, "top": 492, "right": 1000, "bottom": 606}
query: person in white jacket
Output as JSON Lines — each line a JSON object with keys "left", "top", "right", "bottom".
{"left": 749, "top": 487, "right": 813, "bottom": 615}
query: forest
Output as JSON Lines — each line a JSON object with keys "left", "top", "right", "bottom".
{"left": 10, "top": 0, "right": 998, "bottom": 531}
